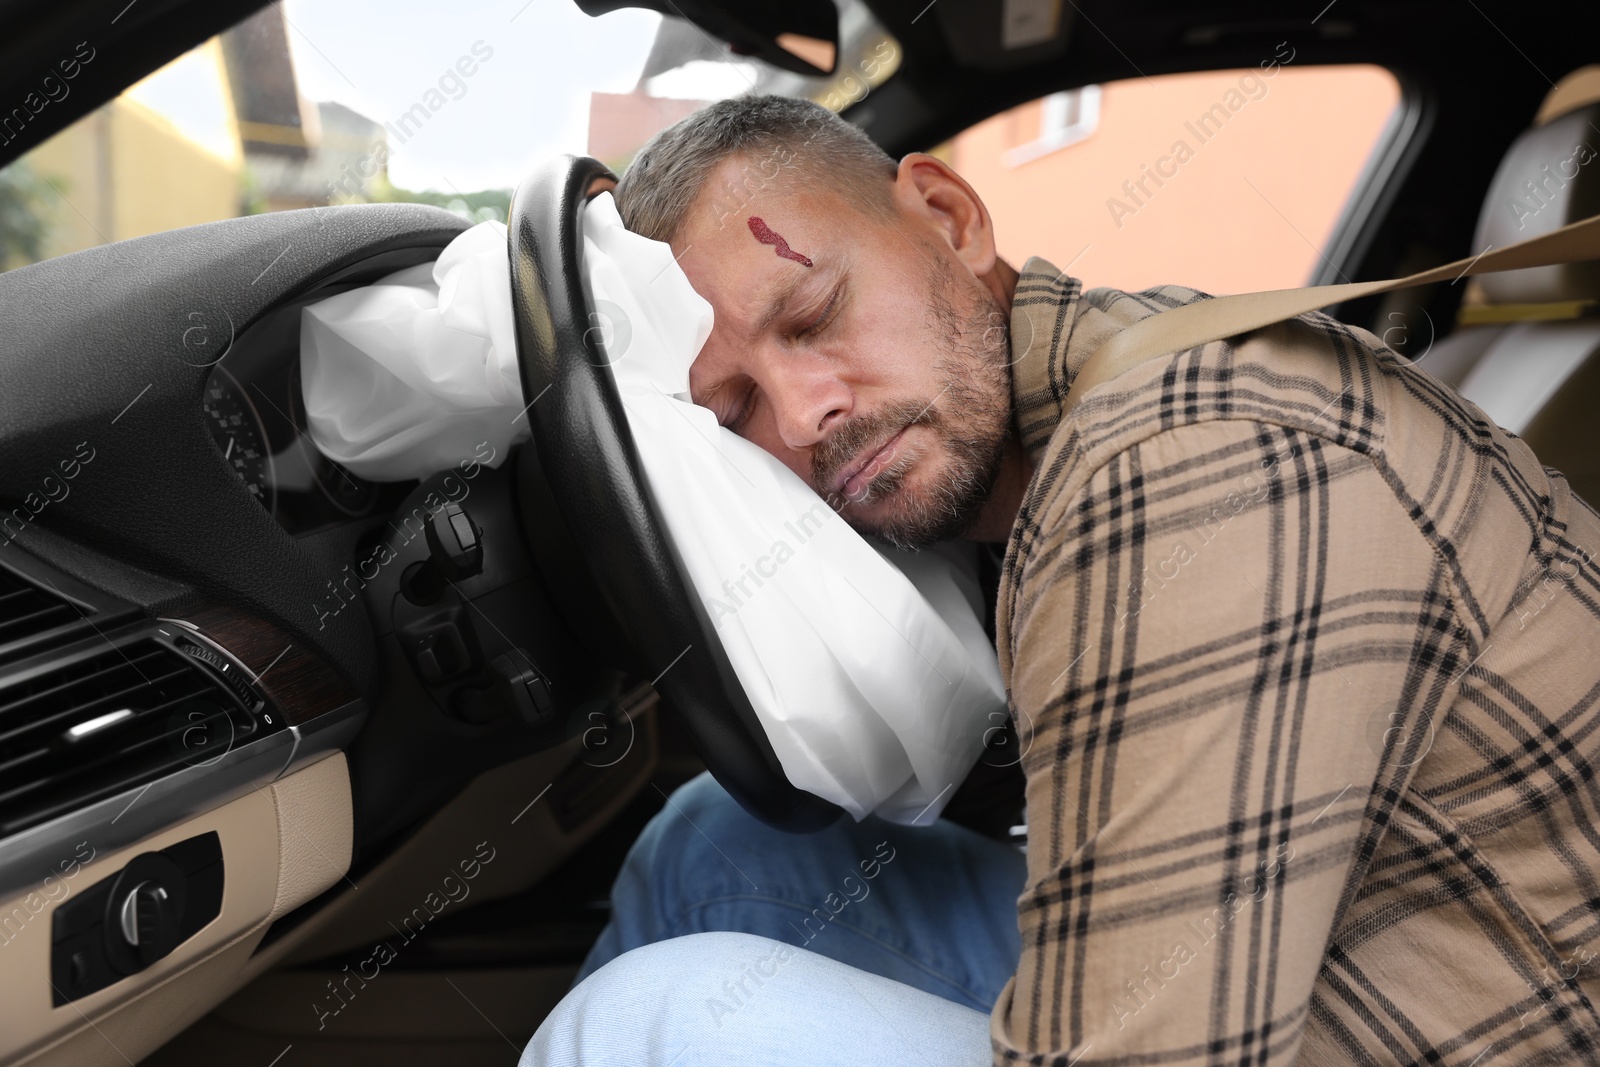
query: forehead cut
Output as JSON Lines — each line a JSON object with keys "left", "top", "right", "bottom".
{"left": 746, "top": 215, "right": 814, "bottom": 267}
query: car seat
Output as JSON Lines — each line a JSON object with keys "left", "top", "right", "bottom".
{"left": 1415, "top": 66, "right": 1600, "bottom": 509}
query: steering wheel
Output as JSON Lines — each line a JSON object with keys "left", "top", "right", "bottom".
{"left": 507, "top": 154, "right": 843, "bottom": 833}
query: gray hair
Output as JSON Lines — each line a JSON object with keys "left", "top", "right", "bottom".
{"left": 613, "top": 94, "right": 899, "bottom": 243}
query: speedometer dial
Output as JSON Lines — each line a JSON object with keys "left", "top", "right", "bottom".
{"left": 202, "top": 366, "right": 276, "bottom": 517}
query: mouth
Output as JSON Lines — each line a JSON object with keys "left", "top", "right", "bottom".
{"left": 834, "top": 425, "right": 910, "bottom": 501}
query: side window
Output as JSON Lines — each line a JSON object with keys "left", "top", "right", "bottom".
{"left": 950, "top": 58, "right": 1400, "bottom": 295}
{"left": 0, "top": 2, "right": 902, "bottom": 275}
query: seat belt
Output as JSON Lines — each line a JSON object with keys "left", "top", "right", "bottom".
{"left": 1064, "top": 212, "right": 1600, "bottom": 411}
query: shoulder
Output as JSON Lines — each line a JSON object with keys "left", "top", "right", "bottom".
{"left": 1044, "top": 282, "right": 1406, "bottom": 496}
{"left": 1009, "top": 275, "right": 1229, "bottom": 459}
{"left": 997, "top": 291, "right": 1416, "bottom": 657}
{"left": 1036, "top": 278, "right": 1405, "bottom": 457}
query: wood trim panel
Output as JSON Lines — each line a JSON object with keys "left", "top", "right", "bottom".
{"left": 183, "top": 606, "right": 359, "bottom": 726}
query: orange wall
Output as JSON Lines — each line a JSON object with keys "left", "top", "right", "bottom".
{"left": 952, "top": 65, "right": 1399, "bottom": 295}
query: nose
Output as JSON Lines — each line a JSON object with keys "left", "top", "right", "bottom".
{"left": 766, "top": 357, "right": 852, "bottom": 451}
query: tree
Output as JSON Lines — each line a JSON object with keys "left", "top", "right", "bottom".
{"left": 0, "top": 161, "right": 56, "bottom": 270}
{"left": 366, "top": 178, "right": 511, "bottom": 225}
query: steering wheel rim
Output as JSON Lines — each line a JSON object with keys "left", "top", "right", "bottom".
{"left": 507, "top": 154, "right": 843, "bottom": 833}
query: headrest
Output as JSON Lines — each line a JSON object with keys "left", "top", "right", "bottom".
{"left": 1535, "top": 65, "right": 1600, "bottom": 127}
{"left": 1474, "top": 101, "right": 1600, "bottom": 304}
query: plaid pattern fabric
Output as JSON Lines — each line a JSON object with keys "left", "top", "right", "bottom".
{"left": 989, "top": 258, "right": 1600, "bottom": 1066}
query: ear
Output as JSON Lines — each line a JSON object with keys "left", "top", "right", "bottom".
{"left": 890, "top": 152, "right": 997, "bottom": 277}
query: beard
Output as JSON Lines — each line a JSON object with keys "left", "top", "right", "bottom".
{"left": 809, "top": 251, "right": 1013, "bottom": 550}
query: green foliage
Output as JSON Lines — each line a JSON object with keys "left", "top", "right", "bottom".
{"left": 366, "top": 178, "right": 512, "bottom": 225}
{"left": 0, "top": 161, "right": 57, "bottom": 269}
{"left": 239, "top": 166, "right": 270, "bottom": 217}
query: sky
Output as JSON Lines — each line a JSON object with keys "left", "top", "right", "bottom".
{"left": 277, "top": 0, "right": 664, "bottom": 192}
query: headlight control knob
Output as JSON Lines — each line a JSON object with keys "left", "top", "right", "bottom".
{"left": 102, "top": 853, "right": 187, "bottom": 973}
{"left": 118, "top": 880, "right": 169, "bottom": 947}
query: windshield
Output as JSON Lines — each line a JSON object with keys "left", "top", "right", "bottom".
{"left": 0, "top": 0, "right": 899, "bottom": 271}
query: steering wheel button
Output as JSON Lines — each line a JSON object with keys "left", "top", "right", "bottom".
{"left": 449, "top": 511, "right": 477, "bottom": 550}
{"left": 526, "top": 673, "right": 554, "bottom": 717}
{"left": 414, "top": 645, "right": 443, "bottom": 684}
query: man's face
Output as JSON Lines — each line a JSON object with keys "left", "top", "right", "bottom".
{"left": 676, "top": 158, "right": 1012, "bottom": 550}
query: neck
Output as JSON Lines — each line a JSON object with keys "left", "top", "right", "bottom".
{"left": 987, "top": 256, "right": 1021, "bottom": 317}
{"left": 963, "top": 435, "right": 1031, "bottom": 542}
{"left": 964, "top": 256, "right": 1031, "bottom": 544}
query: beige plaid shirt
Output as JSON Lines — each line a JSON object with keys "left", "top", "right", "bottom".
{"left": 990, "top": 258, "right": 1600, "bottom": 1065}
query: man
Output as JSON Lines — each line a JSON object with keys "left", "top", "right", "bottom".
{"left": 523, "top": 95, "right": 1600, "bottom": 1064}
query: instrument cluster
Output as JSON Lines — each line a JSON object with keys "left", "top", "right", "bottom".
{"left": 199, "top": 305, "right": 411, "bottom": 537}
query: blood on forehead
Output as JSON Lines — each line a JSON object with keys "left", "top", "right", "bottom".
{"left": 747, "top": 216, "right": 813, "bottom": 268}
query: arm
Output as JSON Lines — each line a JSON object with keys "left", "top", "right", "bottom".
{"left": 991, "top": 418, "right": 1457, "bottom": 1064}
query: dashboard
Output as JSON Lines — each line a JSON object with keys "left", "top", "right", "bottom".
{"left": 0, "top": 184, "right": 678, "bottom": 1067}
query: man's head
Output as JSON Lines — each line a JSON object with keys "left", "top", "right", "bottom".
{"left": 615, "top": 95, "right": 1017, "bottom": 550}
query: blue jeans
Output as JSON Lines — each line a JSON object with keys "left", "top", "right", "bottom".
{"left": 523, "top": 931, "right": 994, "bottom": 1065}
{"left": 520, "top": 771, "right": 1027, "bottom": 1064}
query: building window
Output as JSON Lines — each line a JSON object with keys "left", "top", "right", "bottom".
{"left": 1005, "top": 85, "right": 1102, "bottom": 167}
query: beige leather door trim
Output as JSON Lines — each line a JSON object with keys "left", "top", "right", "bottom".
{"left": 0, "top": 753, "right": 352, "bottom": 1067}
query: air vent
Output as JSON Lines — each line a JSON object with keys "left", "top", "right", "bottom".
{"left": 0, "top": 566, "right": 82, "bottom": 651}
{"left": 0, "top": 634, "right": 283, "bottom": 839}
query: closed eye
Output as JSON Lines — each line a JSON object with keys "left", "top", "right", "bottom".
{"left": 799, "top": 287, "right": 842, "bottom": 339}
{"left": 723, "top": 381, "right": 758, "bottom": 433}
{"left": 710, "top": 280, "right": 842, "bottom": 430}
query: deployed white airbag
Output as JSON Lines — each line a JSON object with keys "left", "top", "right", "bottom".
{"left": 300, "top": 194, "right": 1006, "bottom": 824}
